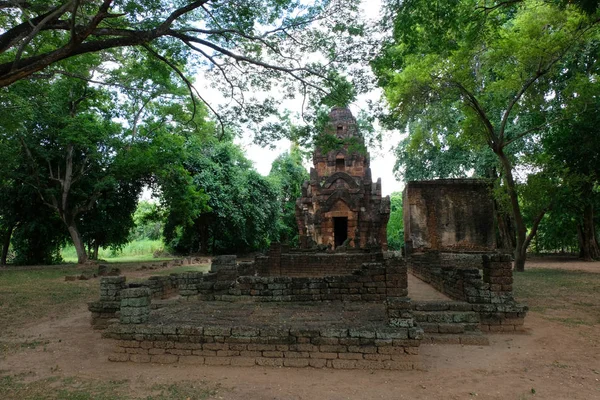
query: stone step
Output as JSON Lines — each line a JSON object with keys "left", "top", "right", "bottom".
{"left": 411, "top": 301, "right": 484, "bottom": 343}
{"left": 422, "top": 332, "right": 489, "bottom": 346}
{"left": 413, "top": 310, "right": 480, "bottom": 325}
{"left": 411, "top": 300, "right": 474, "bottom": 312}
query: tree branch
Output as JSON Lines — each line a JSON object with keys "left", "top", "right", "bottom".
{"left": 524, "top": 205, "right": 551, "bottom": 251}
{"left": 450, "top": 80, "right": 499, "bottom": 147}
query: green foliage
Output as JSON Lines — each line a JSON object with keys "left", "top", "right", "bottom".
{"left": 0, "top": 49, "right": 215, "bottom": 264}
{"left": 268, "top": 147, "right": 309, "bottom": 245}
{"left": 164, "top": 139, "right": 280, "bottom": 255}
{"left": 386, "top": 192, "right": 404, "bottom": 251}
{"left": 10, "top": 209, "right": 67, "bottom": 265}
{"left": 61, "top": 239, "right": 165, "bottom": 263}
{"left": 0, "top": 0, "right": 366, "bottom": 143}
{"left": 375, "top": 0, "right": 600, "bottom": 265}
{"left": 130, "top": 201, "right": 163, "bottom": 242}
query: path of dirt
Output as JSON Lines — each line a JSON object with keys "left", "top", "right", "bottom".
{"left": 2, "top": 303, "right": 598, "bottom": 399}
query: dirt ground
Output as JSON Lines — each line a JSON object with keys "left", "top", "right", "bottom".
{"left": 1, "top": 259, "right": 599, "bottom": 400}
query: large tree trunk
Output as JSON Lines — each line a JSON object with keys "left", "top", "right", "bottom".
{"left": 496, "top": 149, "right": 549, "bottom": 272}
{"left": 514, "top": 245, "right": 527, "bottom": 273}
{"left": 93, "top": 241, "right": 100, "bottom": 260}
{"left": 1, "top": 223, "right": 15, "bottom": 265}
{"left": 495, "top": 206, "right": 516, "bottom": 251}
{"left": 66, "top": 223, "right": 88, "bottom": 264}
{"left": 496, "top": 150, "right": 528, "bottom": 271}
{"left": 578, "top": 203, "right": 600, "bottom": 260}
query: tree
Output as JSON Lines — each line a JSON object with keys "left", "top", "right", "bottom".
{"left": 0, "top": 0, "right": 365, "bottom": 132}
{"left": 374, "top": 0, "right": 600, "bottom": 270}
{"left": 268, "top": 146, "right": 309, "bottom": 245}
{"left": 163, "top": 138, "right": 280, "bottom": 254}
{"left": 78, "top": 180, "right": 142, "bottom": 259}
{"left": 386, "top": 192, "right": 404, "bottom": 251}
{"left": 130, "top": 201, "right": 163, "bottom": 242}
{"left": 11, "top": 71, "right": 131, "bottom": 263}
{"left": 543, "top": 108, "right": 600, "bottom": 259}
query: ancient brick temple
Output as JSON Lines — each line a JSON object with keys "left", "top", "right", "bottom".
{"left": 295, "top": 107, "right": 390, "bottom": 250}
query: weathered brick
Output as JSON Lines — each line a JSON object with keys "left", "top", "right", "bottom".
{"left": 363, "top": 353, "right": 391, "bottom": 361}
{"left": 290, "top": 344, "right": 317, "bottom": 352}
{"left": 311, "top": 337, "right": 339, "bottom": 345}
{"left": 192, "top": 349, "right": 217, "bottom": 356}
{"left": 262, "top": 351, "right": 283, "bottom": 358}
{"left": 217, "top": 350, "right": 240, "bottom": 357}
{"left": 283, "top": 358, "right": 310, "bottom": 367}
{"left": 126, "top": 348, "right": 148, "bottom": 354}
{"left": 348, "top": 345, "right": 377, "bottom": 354}
{"left": 319, "top": 345, "right": 347, "bottom": 353}
{"left": 255, "top": 357, "right": 284, "bottom": 367}
{"left": 377, "top": 346, "right": 408, "bottom": 356}
{"left": 309, "top": 352, "right": 338, "bottom": 359}
{"left": 203, "top": 343, "right": 228, "bottom": 351}
{"left": 240, "top": 350, "right": 262, "bottom": 357}
{"left": 338, "top": 352, "right": 363, "bottom": 360}
{"left": 331, "top": 359, "right": 357, "bottom": 369}
{"left": 308, "top": 359, "right": 327, "bottom": 368}
{"left": 231, "top": 357, "right": 256, "bottom": 367}
{"left": 284, "top": 351, "right": 310, "bottom": 358}
{"left": 247, "top": 344, "right": 278, "bottom": 351}
{"left": 354, "top": 360, "right": 383, "bottom": 370}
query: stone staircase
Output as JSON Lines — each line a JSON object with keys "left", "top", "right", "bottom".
{"left": 412, "top": 301, "right": 489, "bottom": 346}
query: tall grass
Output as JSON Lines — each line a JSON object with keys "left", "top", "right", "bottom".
{"left": 61, "top": 239, "right": 165, "bottom": 263}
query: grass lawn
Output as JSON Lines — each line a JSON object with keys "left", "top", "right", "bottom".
{"left": 513, "top": 268, "right": 600, "bottom": 326}
{"left": 61, "top": 240, "right": 169, "bottom": 263}
{"left": 0, "top": 265, "right": 99, "bottom": 335}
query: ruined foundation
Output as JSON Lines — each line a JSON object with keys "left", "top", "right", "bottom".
{"left": 92, "top": 251, "right": 423, "bottom": 370}
{"left": 88, "top": 118, "right": 528, "bottom": 370}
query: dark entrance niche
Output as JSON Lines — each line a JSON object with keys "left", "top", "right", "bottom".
{"left": 336, "top": 158, "right": 345, "bottom": 172}
{"left": 334, "top": 217, "right": 348, "bottom": 247}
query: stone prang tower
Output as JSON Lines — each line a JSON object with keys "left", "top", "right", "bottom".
{"left": 295, "top": 107, "right": 390, "bottom": 250}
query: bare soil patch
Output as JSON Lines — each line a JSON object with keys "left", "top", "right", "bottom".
{"left": 0, "top": 260, "right": 599, "bottom": 399}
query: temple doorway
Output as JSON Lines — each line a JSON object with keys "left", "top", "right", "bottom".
{"left": 334, "top": 217, "right": 348, "bottom": 247}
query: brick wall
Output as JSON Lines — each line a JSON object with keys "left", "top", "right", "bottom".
{"left": 407, "top": 252, "right": 527, "bottom": 331}
{"left": 103, "top": 324, "right": 423, "bottom": 370}
{"left": 223, "top": 260, "right": 407, "bottom": 302}
{"left": 404, "top": 179, "right": 496, "bottom": 252}
{"left": 255, "top": 245, "right": 385, "bottom": 277}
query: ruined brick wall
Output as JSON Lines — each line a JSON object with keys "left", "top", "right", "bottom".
{"left": 103, "top": 324, "right": 422, "bottom": 370}
{"left": 407, "top": 252, "right": 485, "bottom": 301}
{"left": 403, "top": 179, "right": 496, "bottom": 253}
{"left": 258, "top": 248, "right": 384, "bottom": 277}
{"left": 224, "top": 260, "right": 407, "bottom": 302}
{"left": 407, "top": 252, "right": 527, "bottom": 331}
